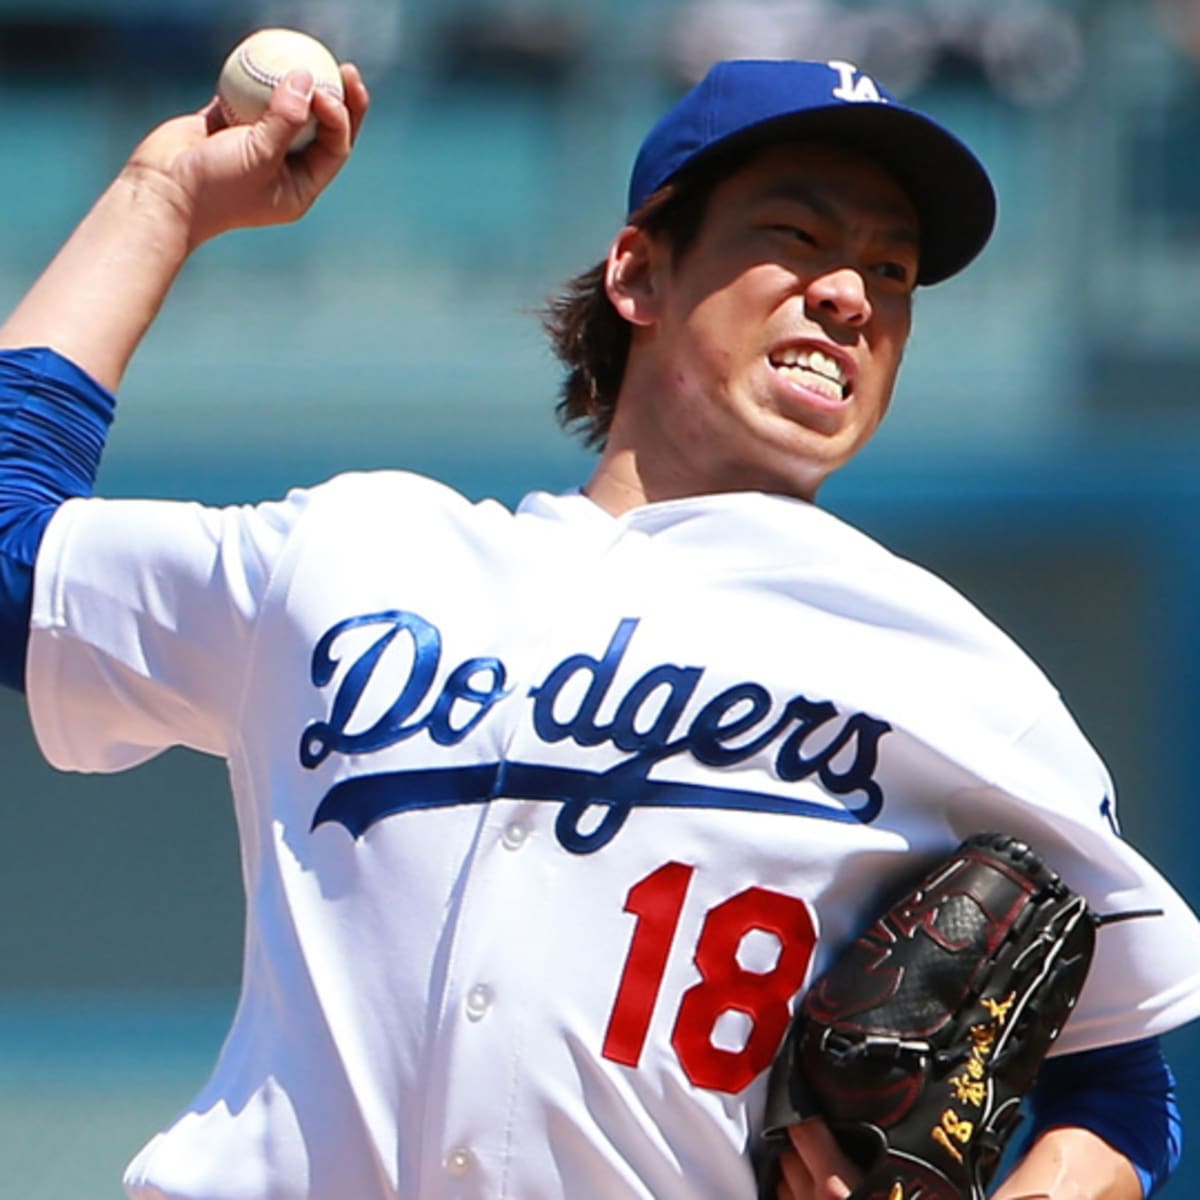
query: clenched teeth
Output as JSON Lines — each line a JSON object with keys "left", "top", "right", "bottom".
{"left": 769, "top": 347, "right": 849, "bottom": 400}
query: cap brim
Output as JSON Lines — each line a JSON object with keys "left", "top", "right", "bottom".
{"left": 673, "top": 103, "right": 996, "bottom": 286}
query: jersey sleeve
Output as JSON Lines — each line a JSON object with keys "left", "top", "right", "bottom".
{"left": 26, "top": 490, "right": 309, "bottom": 772}
{"left": 947, "top": 698, "right": 1200, "bottom": 1054}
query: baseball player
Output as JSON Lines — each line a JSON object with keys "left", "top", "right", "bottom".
{"left": 0, "top": 53, "right": 1196, "bottom": 1200}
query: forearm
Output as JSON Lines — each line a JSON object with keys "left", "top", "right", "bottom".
{"left": 0, "top": 166, "right": 191, "bottom": 392}
{"left": 0, "top": 62, "right": 365, "bottom": 393}
{"left": 993, "top": 1127, "right": 1142, "bottom": 1200}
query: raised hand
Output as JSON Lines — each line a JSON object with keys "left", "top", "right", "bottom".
{"left": 125, "top": 61, "right": 370, "bottom": 250}
{"left": 0, "top": 60, "right": 370, "bottom": 387}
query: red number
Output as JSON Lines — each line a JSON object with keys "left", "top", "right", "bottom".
{"left": 673, "top": 886, "right": 817, "bottom": 1092}
{"left": 602, "top": 862, "right": 694, "bottom": 1066}
{"left": 602, "top": 865, "right": 818, "bottom": 1094}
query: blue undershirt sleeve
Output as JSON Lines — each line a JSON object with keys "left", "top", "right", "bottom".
{"left": 1026, "top": 1036, "right": 1182, "bottom": 1198}
{"left": 0, "top": 347, "right": 116, "bottom": 693}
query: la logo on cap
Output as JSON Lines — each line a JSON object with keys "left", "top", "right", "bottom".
{"left": 829, "top": 60, "right": 889, "bottom": 104}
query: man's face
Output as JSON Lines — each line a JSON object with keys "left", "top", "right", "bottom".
{"left": 607, "top": 141, "right": 919, "bottom": 503}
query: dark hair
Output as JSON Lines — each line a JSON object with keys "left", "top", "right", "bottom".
{"left": 542, "top": 150, "right": 747, "bottom": 448}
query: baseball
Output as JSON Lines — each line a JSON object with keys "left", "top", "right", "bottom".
{"left": 216, "top": 28, "right": 344, "bottom": 153}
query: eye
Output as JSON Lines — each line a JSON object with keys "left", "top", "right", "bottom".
{"left": 873, "top": 260, "right": 914, "bottom": 286}
{"left": 768, "top": 224, "right": 818, "bottom": 246}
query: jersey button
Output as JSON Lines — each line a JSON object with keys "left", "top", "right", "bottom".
{"left": 445, "top": 1146, "right": 474, "bottom": 1176}
{"left": 465, "top": 984, "right": 493, "bottom": 1021}
{"left": 502, "top": 820, "right": 530, "bottom": 850}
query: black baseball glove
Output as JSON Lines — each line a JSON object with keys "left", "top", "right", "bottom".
{"left": 757, "top": 833, "right": 1098, "bottom": 1200}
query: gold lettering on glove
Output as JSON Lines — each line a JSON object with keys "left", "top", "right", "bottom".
{"left": 982, "top": 993, "right": 1016, "bottom": 1023}
{"left": 949, "top": 990, "right": 1016, "bottom": 1108}
{"left": 969, "top": 1023, "right": 996, "bottom": 1058}
{"left": 929, "top": 990, "right": 1016, "bottom": 1158}
{"left": 949, "top": 1074, "right": 987, "bottom": 1106}
{"left": 932, "top": 1109, "right": 975, "bottom": 1162}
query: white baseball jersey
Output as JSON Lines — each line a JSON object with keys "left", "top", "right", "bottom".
{"left": 25, "top": 472, "right": 1200, "bottom": 1200}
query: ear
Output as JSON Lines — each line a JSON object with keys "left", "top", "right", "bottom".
{"left": 605, "top": 225, "right": 666, "bottom": 327}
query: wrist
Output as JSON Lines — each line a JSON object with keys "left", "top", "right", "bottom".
{"left": 112, "top": 160, "right": 199, "bottom": 256}
{"left": 0, "top": 159, "right": 195, "bottom": 388}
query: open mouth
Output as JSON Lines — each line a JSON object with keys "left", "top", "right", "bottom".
{"left": 768, "top": 346, "right": 852, "bottom": 403}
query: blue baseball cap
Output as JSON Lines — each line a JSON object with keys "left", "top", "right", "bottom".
{"left": 628, "top": 59, "right": 996, "bottom": 285}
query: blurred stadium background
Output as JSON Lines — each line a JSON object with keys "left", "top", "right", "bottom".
{"left": 2, "top": 0, "right": 1200, "bottom": 1194}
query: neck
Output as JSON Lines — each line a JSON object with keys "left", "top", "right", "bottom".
{"left": 584, "top": 431, "right": 826, "bottom": 516}
{"left": 583, "top": 447, "right": 652, "bottom": 516}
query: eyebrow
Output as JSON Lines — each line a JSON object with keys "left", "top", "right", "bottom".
{"left": 755, "top": 181, "right": 921, "bottom": 249}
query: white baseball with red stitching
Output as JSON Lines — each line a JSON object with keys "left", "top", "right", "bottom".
{"left": 216, "top": 27, "right": 343, "bottom": 152}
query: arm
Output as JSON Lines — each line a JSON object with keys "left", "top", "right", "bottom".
{"left": 0, "top": 61, "right": 369, "bottom": 390}
{"left": 1002, "top": 1038, "right": 1183, "bottom": 1200}
{"left": 0, "top": 351, "right": 114, "bottom": 691}
{"left": 992, "top": 1128, "right": 1140, "bottom": 1200}
{"left": 0, "top": 58, "right": 369, "bottom": 691}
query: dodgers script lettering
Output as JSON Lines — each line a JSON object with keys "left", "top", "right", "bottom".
{"left": 300, "top": 610, "right": 891, "bottom": 851}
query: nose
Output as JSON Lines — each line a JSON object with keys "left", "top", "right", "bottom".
{"left": 805, "top": 267, "right": 872, "bottom": 328}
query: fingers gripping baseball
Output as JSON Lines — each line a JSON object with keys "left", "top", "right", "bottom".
{"left": 126, "top": 61, "right": 368, "bottom": 250}
{"left": 238, "top": 67, "right": 325, "bottom": 163}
